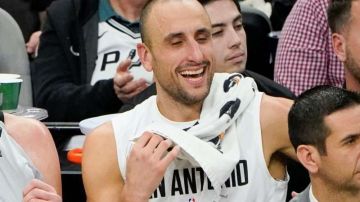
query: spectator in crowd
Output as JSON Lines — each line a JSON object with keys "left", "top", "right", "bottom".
{"left": 288, "top": 86, "right": 360, "bottom": 202}
{"left": 31, "top": 0, "right": 151, "bottom": 122}
{"left": 329, "top": 0, "right": 360, "bottom": 92}
{"left": 0, "top": 112, "right": 61, "bottom": 201}
{"left": 274, "top": 0, "right": 344, "bottom": 96}
{"left": 82, "top": 0, "right": 297, "bottom": 201}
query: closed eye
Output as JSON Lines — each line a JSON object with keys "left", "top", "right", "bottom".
{"left": 212, "top": 30, "right": 223, "bottom": 37}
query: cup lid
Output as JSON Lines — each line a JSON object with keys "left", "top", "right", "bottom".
{"left": 0, "top": 78, "right": 22, "bottom": 83}
{"left": 0, "top": 73, "right": 20, "bottom": 80}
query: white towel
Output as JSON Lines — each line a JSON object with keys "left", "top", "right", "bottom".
{"left": 144, "top": 73, "right": 258, "bottom": 194}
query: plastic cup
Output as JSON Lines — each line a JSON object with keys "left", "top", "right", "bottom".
{"left": 0, "top": 76, "right": 22, "bottom": 111}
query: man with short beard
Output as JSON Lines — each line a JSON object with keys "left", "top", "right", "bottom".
{"left": 82, "top": 0, "right": 297, "bottom": 201}
{"left": 288, "top": 86, "right": 360, "bottom": 202}
{"left": 329, "top": 0, "right": 360, "bottom": 91}
{"left": 118, "top": 0, "right": 295, "bottom": 113}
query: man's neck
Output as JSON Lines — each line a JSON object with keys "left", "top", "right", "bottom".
{"left": 345, "top": 68, "right": 360, "bottom": 92}
{"left": 312, "top": 178, "right": 360, "bottom": 202}
{"left": 109, "top": 0, "right": 146, "bottom": 21}
{"left": 156, "top": 93, "right": 202, "bottom": 123}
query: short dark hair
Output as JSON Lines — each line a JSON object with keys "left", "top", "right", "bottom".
{"left": 198, "top": 0, "right": 241, "bottom": 13}
{"left": 328, "top": 0, "right": 356, "bottom": 33}
{"left": 140, "top": 0, "right": 242, "bottom": 46}
{"left": 288, "top": 85, "right": 360, "bottom": 154}
{"left": 140, "top": 0, "right": 167, "bottom": 47}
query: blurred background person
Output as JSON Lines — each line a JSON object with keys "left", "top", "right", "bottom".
{"left": 329, "top": 0, "right": 360, "bottom": 92}
{"left": 31, "top": 0, "right": 151, "bottom": 122}
{"left": 274, "top": 0, "right": 344, "bottom": 96}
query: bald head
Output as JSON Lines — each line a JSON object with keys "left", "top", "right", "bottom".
{"left": 140, "top": 0, "right": 211, "bottom": 47}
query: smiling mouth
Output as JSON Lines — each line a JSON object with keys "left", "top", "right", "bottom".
{"left": 179, "top": 67, "right": 205, "bottom": 79}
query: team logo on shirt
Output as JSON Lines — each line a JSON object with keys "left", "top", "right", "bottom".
{"left": 150, "top": 160, "right": 248, "bottom": 199}
{"left": 223, "top": 74, "right": 241, "bottom": 93}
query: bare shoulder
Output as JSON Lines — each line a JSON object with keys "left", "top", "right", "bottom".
{"left": 3, "top": 113, "right": 56, "bottom": 161}
{"left": 83, "top": 121, "right": 117, "bottom": 159}
{"left": 260, "top": 94, "right": 292, "bottom": 136}
{"left": 4, "top": 113, "right": 53, "bottom": 147}
{"left": 82, "top": 121, "right": 124, "bottom": 201}
{"left": 3, "top": 113, "right": 61, "bottom": 194}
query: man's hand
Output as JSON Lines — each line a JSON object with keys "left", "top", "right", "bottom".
{"left": 113, "top": 59, "right": 148, "bottom": 103}
{"left": 26, "top": 31, "right": 42, "bottom": 56}
{"left": 122, "top": 132, "right": 180, "bottom": 201}
{"left": 23, "top": 179, "right": 62, "bottom": 202}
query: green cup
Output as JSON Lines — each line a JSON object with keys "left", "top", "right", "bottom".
{"left": 0, "top": 78, "right": 22, "bottom": 110}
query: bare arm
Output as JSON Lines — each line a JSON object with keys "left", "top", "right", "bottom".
{"left": 82, "top": 122, "right": 179, "bottom": 201}
{"left": 82, "top": 122, "right": 123, "bottom": 202}
{"left": 4, "top": 113, "right": 62, "bottom": 195}
{"left": 260, "top": 94, "right": 297, "bottom": 164}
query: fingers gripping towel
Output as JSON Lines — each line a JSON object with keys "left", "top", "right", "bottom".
{"left": 144, "top": 73, "right": 258, "bottom": 194}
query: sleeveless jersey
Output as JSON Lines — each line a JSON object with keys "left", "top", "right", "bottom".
{"left": 113, "top": 93, "right": 288, "bottom": 202}
{"left": 0, "top": 122, "right": 41, "bottom": 202}
{"left": 91, "top": 17, "right": 153, "bottom": 85}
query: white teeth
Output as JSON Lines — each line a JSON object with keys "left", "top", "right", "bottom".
{"left": 180, "top": 68, "right": 204, "bottom": 76}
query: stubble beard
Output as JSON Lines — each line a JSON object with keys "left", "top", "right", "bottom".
{"left": 160, "top": 71, "right": 213, "bottom": 106}
{"left": 345, "top": 49, "right": 360, "bottom": 85}
{"left": 319, "top": 169, "right": 360, "bottom": 197}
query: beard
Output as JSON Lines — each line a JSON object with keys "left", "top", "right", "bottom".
{"left": 345, "top": 49, "right": 360, "bottom": 85}
{"left": 155, "top": 61, "right": 213, "bottom": 106}
{"left": 318, "top": 162, "right": 360, "bottom": 196}
{"left": 320, "top": 171, "right": 360, "bottom": 196}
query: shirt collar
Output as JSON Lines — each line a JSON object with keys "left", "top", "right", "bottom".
{"left": 99, "top": 0, "right": 117, "bottom": 22}
{"left": 309, "top": 185, "right": 319, "bottom": 202}
{"left": 98, "top": 0, "right": 140, "bottom": 26}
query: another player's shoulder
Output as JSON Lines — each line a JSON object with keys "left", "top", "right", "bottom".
{"left": 4, "top": 113, "right": 52, "bottom": 149}
{"left": 85, "top": 121, "right": 115, "bottom": 146}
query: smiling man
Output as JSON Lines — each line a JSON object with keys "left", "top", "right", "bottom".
{"left": 288, "top": 86, "right": 360, "bottom": 202}
{"left": 82, "top": 0, "right": 295, "bottom": 201}
{"left": 119, "top": 0, "right": 294, "bottom": 113}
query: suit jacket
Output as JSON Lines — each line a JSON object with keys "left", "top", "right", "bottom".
{"left": 290, "top": 185, "right": 311, "bottom": 202}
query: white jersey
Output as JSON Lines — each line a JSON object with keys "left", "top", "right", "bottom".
{"left": 91, "top": 17, "right": 153, "bottom": 85}
{"left": 0, "top": 122, "right": 41, "bottom": 202}
{"left": 113, "top": 93, "right": 288, "bottom": 202}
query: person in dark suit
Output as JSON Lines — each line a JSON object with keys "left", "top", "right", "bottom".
{"left": 289, "top": 86, "right": 360, "bottom": 202}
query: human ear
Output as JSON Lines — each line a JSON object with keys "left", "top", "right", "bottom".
{"left": 296, "top": 145, "right": 320, "bottom": 174}
{"left": 137, "top": 43, "right": 153, "bottom": 72}
{"left": 332, "top": 33, "right": 346, "bottom": 62}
